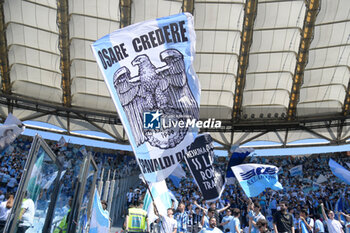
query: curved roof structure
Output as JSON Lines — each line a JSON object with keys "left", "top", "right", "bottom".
{"left": 0, "top": 0, "right": 350, "bottom": 150}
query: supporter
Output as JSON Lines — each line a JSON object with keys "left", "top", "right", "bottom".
{"left": 187, "top": 203, "right": 194, "bottom": 232}
{"left": 299, "top": 209, "right": 314, "bottom": 233}
{"left": 154, "top": 206, "right": 177, "bottom": 233}
{"left": 273, "top": 202, "right": 294, "bottom": 233}
{"left": 232, "top": 208, "right": 241, "bottom": 233}
{"left": 220, "top": 209, "right": 233, "bottom": 232}
{"left": 199, "top": 217, "right": 223, "bottom": 233}
{"left": 175, "top": 202, "right": 189, "bottom": 233}
{"left": 256, "top": 219, "right": 270, "bottom": 233}
{"left": 314, "top": 214, "right": 325, "bottom": 233}
{"left": 194, "top": 200, "right": 230, "bottom": 225}
{"left": 192, "top": 207, "right": 203, "bottom": 233}
{"left": 320, "top": 203, "right": 343, "bottom": 233}
{"left": 17, "top": 194, "right": 35, "bottom": 233}
{"left": 293, "top": 212, "right": 301, "bottom": 233}
{"left": 126, "top": 187, "right": 134, "bottom": 207}
{"left": 338, "top": 211, "right": 350, "bottom": 233}
{"left": 202, "top": 208, "right": 216, "bottom": 230}
{"left": 249, "top": 203, "right": 265, "bottom": 233}
{"left": 0, "top": 193, "right": 14, "bottom": 232}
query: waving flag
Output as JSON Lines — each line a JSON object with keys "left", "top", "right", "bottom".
{"left": 57, "top": 136, "right": 67, "bottom": 148}
{"left": 92, "top": 13, "right": 200, "bottom": 183}
{"left": 27, "top": 151, "right": 45, "bottom": 203}
{"left": 231, "top": 164, "right": 283, "bottom": 197}
{"left": 289, "top": 165, "right": 303, "bottom": 177}
{"left": 0, "top": 114, "right": 25, "bottom": 151}
{"left": 89, "top": 188, "right": 110, "bottom": 233}
{"left": 226, "top": 147, "right": 253, "bottom": 184}
{"left": 143, "top": 180, "right": 172, "bottom": 224}
{"left": 329, "top": 159, "right": 350, "bottom": 185}
{"left": 185, "top": 134, "right": 225, "bottom": 201}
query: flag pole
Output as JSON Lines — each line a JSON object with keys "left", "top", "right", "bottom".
{"left": 140, "top": 173, "right": 165, "bottom": 233}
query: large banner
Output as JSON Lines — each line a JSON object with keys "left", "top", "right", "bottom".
{"left": 184, "top": 133, "right": 225, "bottom": 202}
{"left": 231, "top": 164, "right": 283, "bottom": 197}
{"left": 92, "top": 13, "right": 200, "bottom": 182}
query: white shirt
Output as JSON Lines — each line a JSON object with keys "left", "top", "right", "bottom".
{"left": 159, "top": 215, "right": 177, "bottom": 233}
{"left": 0, "top": 201, "right": 11, "bottom": 221}
{"left": 326, "top": 219, "right": 343, "bottom": 233}
{"left": 19, "top": 198, "right": 35, "bottom": 227}
{"left": 309, "top": 218, "right": 314, "bottom": 232}
{"left": 199, "top": 227, "right": 223, "bottom": 233}
{"left": 315, "top": 219, "right": 325, "bottom": 233}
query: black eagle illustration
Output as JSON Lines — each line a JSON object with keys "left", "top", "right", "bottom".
{"left": 113, "top": 49, "right": 199, "bottom": 147}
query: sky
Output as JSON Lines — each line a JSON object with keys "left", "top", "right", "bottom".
{"left": 22, "top": 120, "right": 350, "bottom": 157}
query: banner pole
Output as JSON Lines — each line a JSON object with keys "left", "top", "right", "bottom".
{"left": 140, "top": 173, "right": 166, "bottom": 233}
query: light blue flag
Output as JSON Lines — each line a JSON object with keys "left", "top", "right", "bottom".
{"left": 231, "top": 163, "right": 283, "bottom": 197}
{"left": 89, "top": 188, "right": 110, "bottom": 233}
{"left": 143, "top": 180, "right": 172, "bottom": 224}
{"left": 289, "top": 165, "right": 303, "bottom": 177}
{"left": 91, "top": 13, "right": 202, "bottom": 183}
{"left": 329, "top": 159, "right": 350, "bottom": 185}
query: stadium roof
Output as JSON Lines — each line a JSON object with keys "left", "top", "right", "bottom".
{"left": 0, "top": 0, "right": 350, "bottom": 150}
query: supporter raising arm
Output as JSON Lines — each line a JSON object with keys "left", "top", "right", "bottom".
{"left": 320, "top": 203, "right": 344, "bottom": 233}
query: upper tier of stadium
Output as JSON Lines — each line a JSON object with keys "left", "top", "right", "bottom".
{"left": 0, "top": 0, "right": 349, "bottom": 150}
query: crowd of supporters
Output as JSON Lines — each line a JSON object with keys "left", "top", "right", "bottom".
{"left": 128, "top": 153, "right": 350, "bottom": 233}
{"left": 0, "top": 135, "right": 139, "bottom": 232}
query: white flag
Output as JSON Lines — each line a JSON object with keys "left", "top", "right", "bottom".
{"left": 91, "top": 13, "right": 200, "bottom": 182}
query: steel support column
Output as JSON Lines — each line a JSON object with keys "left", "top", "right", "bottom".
{"left": 0, "top": 0, "right": 9, "bottom": 95}
{"left": 287, "top": 0, "right": 320, "bottom": 120}
{"left": 120, "top": 0, "right": 132, "bottom": 28}
{"left": 232, "top": 0, "right": 257, "bottom": 120}
{"left": 57, "top": 0, "right": 71, "bottom": 107}
{"left": 182, "top": 0, "right": 195, "bottom": 14}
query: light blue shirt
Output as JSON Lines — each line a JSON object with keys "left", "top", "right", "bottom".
{"left": 315, "top": 219, "right": 325, "bottom": 233}
{"left": 221, "top": 216, "right": 233, "bottom": 232}
{"left": 229, "top": 217, "right": 240, "bottom": 233}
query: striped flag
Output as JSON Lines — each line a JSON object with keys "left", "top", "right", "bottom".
{"left": 143, "top": 180, "right": 172, "bottom": 224}
{"left": 27, "top": 151, "right": 45, "bottom": 203}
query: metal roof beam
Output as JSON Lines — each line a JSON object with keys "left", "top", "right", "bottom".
{"left": 120, "top": 0, "right": 132, "bottom": 28}
{"left": 232, "top": 0, "right": 258, "bottom": 120}
{"left": 287, "top": 0, "right": 320, "bottom": 120}
{"left": 0, "top": 0, "right": 10, "bottom": 95}
{"left": 182, "top": 0, "right": 195, "bottom": 14}
{"left": 57, "top": 0, "right": 71, "bottom": 107}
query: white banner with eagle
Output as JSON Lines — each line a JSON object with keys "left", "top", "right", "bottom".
{"left": 91, "top": 13, "right": 200, "bottom": 182}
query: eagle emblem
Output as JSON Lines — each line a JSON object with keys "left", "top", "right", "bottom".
{"left": 113, "top": 49, "right": 199, "bottom": 149}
